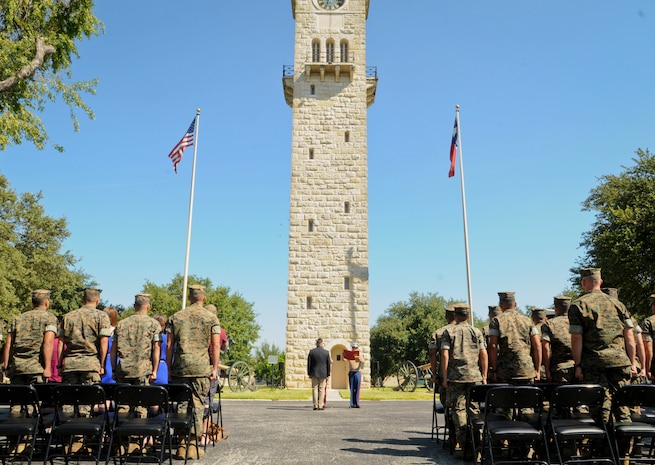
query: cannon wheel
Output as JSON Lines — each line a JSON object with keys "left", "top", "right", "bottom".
{"left": 423, "top": 367, "right": 434, "bottom": 392}
{"left": 227, "top": 361, "right": 253, "bottom": 392}
{"left": 397, "top": 360, "right": 419, "bottom": 392}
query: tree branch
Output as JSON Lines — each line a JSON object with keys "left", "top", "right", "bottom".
{"left": 0, "top": 37, "right": 56, "bottom": 93}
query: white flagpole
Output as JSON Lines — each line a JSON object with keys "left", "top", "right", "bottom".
{"left": 181, "top": 108, "right": 201, "bottom": 309}
{"left": 455, "top": 105, "right": 474, "bottom": 325}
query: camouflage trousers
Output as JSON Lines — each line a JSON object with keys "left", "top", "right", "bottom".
{"left": 115, "top": 376, "right": 152, "bottom": 418}
{"left": 61, "top": 371, "right": 100, "bottom": 416}
{"left": 446, "top": 382, "right": 480, "bottom": 447}
{"left": 551, "top": 366, "right": 575, "bottom": 384}
{"left": 9, "top": 374, "right": 44, "bottom": 385}
{"left": 583, "top": 365, "right": 631, "bottom": 423}
{"left": 170, "top": 376, "right": 210, "bottom": 437}
{"left": 8, "top": 374, "right": 43, "bottom": 414}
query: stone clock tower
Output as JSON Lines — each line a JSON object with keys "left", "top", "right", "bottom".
{"left": 282, "top": 0, "right": 377, "bottom": 389}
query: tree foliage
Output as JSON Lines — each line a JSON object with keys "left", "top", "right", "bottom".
{"left": 370, "top": 292, "right": 454, "bottom": 379}
{"left": 578, "top": 148, "right": 655, "bottom": 320}
{"left": 0, "top": 173, "right": 88, "bottom": 322}
{"left": 252, "top": 342, "right": 285, "bottom": 385}
{"left": 0, "top": 0, "right": 103, "bottom": 151}
{"left": 141, "top": 274, "right": 261, "bottom": 364}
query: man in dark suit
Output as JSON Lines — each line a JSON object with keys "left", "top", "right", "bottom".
{"left": 307, "top": 338, "right": 331, "bottom": 410}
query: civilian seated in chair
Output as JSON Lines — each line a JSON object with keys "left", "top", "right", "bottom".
{"left": 441, "top": 302, "right": 488, "bottom": 459}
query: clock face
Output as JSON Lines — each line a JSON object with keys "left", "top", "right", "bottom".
{"left": 318, "top": 0, "right": 345, "bottom": 10}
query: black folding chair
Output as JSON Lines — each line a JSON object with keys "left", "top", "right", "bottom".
{"left": 45, "top": 384, "right": 108, "bottom": 465}
{"left": 467, "top": 383, "right": 508, "bottom": 464}
{"left": 547, "top": 384, "right": 615, "bottom": 465}
{"left": 611, "top": 384, "right": 655, "bottom": 464}
{"left": 202, "top": 379, "right": 227, "bottom": 448}
{"left": 164, "top": 384, "right": 196, "bottom": 464}
{"left": 0, "top": 384, "right": 41, "bottom": 464}
{"left": 482, "top": 385, "right": 550, "bottom": 465}
{"left": 431, "top": 388, "right": 446, "bottom": 442}
{"left": 32, "top": 383, "right": 59, "bottom": 442}
{"left": 107, "top": 385, "right": 172, "bottom": 465}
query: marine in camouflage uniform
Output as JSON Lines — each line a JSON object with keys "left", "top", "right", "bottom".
{"left": 0, "top": 320, "right": 8, "bottom": 383}
{"left": 488, "top": 292, "right": 540, "bottom": 384}
{"left": 602, "top": 288, "right": 646, "bottom": 384}
{"left": 428, "top": 306, "right": 455, "bottom": 407}
{"left": 638, "top": 294, "right": 655, "bottom": 382}
{"left": 531, "top": 308, "right": 548, "bottom": 382}
{"left": 60, "top": 287, "right": 111, "bottom": 416}
{"left": 541, "top": 296, "right": 574, "bottom": 383}
{"left": 167, "top": 284, "right": 221, "bottom": 459}
{"left": 569, "top": 268, "right": 636, "bottom": 423}
{"left": 3, "top": 289, "right": 58, "bottom": 385}
{"left": 111, "top": 294, "right": 162, "bottom": 417}
{"left": 441, "top": 303, "right": 487, "bottom": 457}
{"left": 483, "top": 306, "right": 502, "bottom": 348}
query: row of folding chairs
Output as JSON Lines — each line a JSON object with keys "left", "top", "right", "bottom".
{"left": 463, "top": 383, "right": 655, "bottom": 465}
{"left": 0, "top": 382, "right": 203, "bottom": 465}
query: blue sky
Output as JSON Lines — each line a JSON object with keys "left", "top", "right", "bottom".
{"left": 3, "top": 1, "right": 655, "bottom": 349}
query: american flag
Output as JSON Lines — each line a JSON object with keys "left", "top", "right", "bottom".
{"left": 168, "top": 118, "right": 196, "bottom": 173}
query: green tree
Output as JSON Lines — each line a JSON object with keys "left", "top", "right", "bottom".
{"left": 0, "top": 0, "right": 102, "bottom": 151}
{"left": 370, "top": 292, "right": 454, "bottom": 380}
{"left": 252, "top": 342, "right": 285, "bottom": 386}
{"left": 141, "top": 274, "right": 261, "bottom": 364}
{"left": 0, "top": 173, "right": 88, "bottom": 321}
{"left": 578, "top": 148, "right": 655, "bottom": 321}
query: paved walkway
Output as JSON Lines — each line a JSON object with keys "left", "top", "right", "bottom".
{"left": 198, "top": 395, "right": 460, "bottom": 465}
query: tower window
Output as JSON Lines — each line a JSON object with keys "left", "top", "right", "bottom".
{"left": 344, "top": 131, "right": 350, "bottom": 142}
{"left": 344, "top": 277, "right": 350, "bottom": 290}
{"left": 310, "top": 84, "right": 315, "bottom": 95}
{"left": 309, "top": 148, "right": 314, "bottom": 159}
{"left": 312, "top": 39, "right": 321, "bottom": 62}
{"left": 340, "top": 40, "right": 349, "bottom": 63}
{"left": 308, "top": 219, "right": 314, "bottom": 232}
{"left": 326, "top": 39, "right": 335, "bottom": 63}
{"left": 344, "top": 202, "right": 350, "bottom": 213}
{"left": 306, "top": 296, "right": 312, "bottom": 309}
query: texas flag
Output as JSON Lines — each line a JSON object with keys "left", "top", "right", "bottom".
{"left": 448, "top": 117, "right": 459, "bottom": 178}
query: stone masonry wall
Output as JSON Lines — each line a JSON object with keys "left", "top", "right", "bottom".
{"left": 285, "top": 0, "right": 371, "bottom": 389}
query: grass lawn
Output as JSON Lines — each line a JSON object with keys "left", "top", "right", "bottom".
{"left": 220, "top": 386, "right": 435, "bottom": 401}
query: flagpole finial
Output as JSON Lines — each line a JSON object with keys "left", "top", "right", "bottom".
{"left": 455, "top": 104, "right": 460, "bottom": 110}
{"left": 196, "top": 108, "right": 201, "bottom": 114}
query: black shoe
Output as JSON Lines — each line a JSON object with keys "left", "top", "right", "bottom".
{"left": 313, "top": 407, "right": 318, "bottom": 410}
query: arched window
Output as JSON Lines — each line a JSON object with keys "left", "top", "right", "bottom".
{"left": 312, "top": 39, "right": 320, "bottom": 62}
{"left": 340, "top": 40, "right": 349, "bottom": 63}
{"left": 326, "top": 39, "right": 335, "bottom": 63}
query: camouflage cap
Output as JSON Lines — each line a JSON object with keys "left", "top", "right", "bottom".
{"left": 32, "top": 289, "right": 51, "bottom": 299}
{"left": 134, "top": 293, "right": 151, "bottom": 305}
{"left": 580, "top": 267, "right": 601, "bottom": 278}
{"left": 650, "top": 294, "right": 655, "bottom": 304}
{"left": 531, "top": 308, "right": 546, "bottom": 319}
{"left": 188, "top": 284, "right": 206, "bottom": 297}
{"left": 498, "top": 291, "right": 515, "bottom": 303}
{"left": 445, "top": 305, "right": 455, "bottom": 313}
{"left": 488, "top": 305, "right": 502, "bottom": 317}
{"left": 453, "top": 303, "right": 470, "bottom": 315}
{"left": 83, "top": 287, "right": 102, "bottom": 300}
{"left": 205, "top": 304, "right": 217, "bottom": 313}
{"left": 602, "top": 288, "right": 619, "bottom": 299}
{"left": 553, "top": 295, "right": 572, "bottom": 306}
